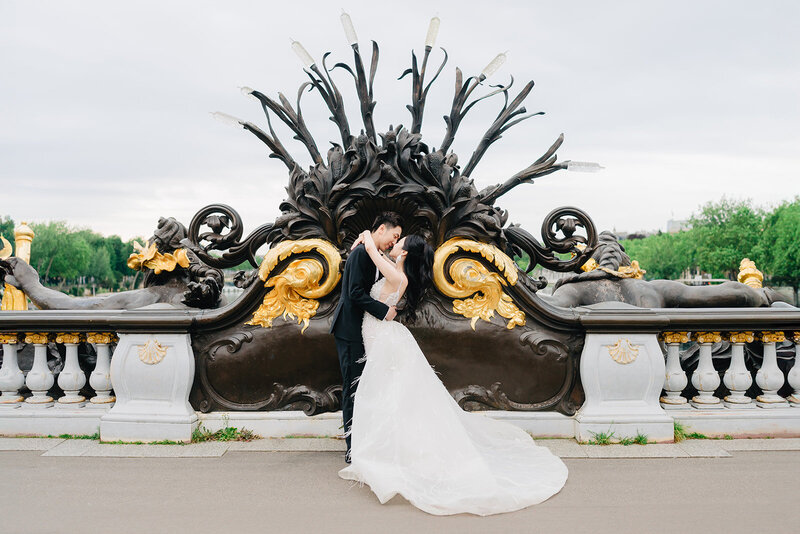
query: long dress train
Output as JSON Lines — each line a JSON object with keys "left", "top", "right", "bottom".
{"left": 338, "top": 279, "right": 568, "bottom": 516}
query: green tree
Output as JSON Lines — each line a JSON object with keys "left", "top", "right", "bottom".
{"left": 622, "top": 230, "right": 698, "bottom": 280}
{"left": 757, "top": 197, "right": 800, "bottom": 299}
{"left": 0, "top": 215, "right": 14, "bottom": 243}
{"left": 690, "top": 198, "right": 763, "bottom": 279}
{"left": 87, "top": 246, "right": 115, "bottom": 287}
{"left": 29, "top": 222, "right": 92, "bottom": 283}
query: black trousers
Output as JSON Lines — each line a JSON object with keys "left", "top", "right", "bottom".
{"left": 335, "top": 337, "right": 366, "bottom": 455}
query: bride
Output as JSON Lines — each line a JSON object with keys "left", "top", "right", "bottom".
{"left": 338, "top": 230, "right": 568, "bottom": 516}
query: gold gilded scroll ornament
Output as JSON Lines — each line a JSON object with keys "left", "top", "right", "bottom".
{"left": 248, "top": 239, "right": 341, "bottom": 333}
{"left": 433, "top": 238, "right": 525, "bottom": 330}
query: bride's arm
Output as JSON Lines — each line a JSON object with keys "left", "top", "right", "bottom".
{"left": 361, "top": 231, "right": 406, "bottom": 288}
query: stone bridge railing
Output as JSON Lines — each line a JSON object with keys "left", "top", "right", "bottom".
{"left": 575, "top": 306, "right": 800, "bottom": 442}
{"left": 1, "top": 305, "right": 799, "bottom": 443}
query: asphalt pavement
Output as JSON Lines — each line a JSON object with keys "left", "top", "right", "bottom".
{"left": 1, "top": 442, "right": 798, "bottom": 533}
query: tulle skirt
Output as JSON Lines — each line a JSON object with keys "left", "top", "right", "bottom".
{"left": 338, "top": 317, "right": 568, "bottom": 516}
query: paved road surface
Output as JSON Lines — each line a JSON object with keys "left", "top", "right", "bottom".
{"left": 1, "top": 449, "right": 798, "bottom": 533}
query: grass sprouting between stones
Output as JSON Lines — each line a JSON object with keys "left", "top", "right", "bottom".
{"left": 587, "top": 430, "right": 614, "bottom": 445}
{"left": 191, "top": 424, "right": 259, "bottom": 443}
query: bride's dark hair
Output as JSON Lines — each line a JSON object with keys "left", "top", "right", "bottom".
{"left": 401, "top": 234, "right": 434, "bottom": 321}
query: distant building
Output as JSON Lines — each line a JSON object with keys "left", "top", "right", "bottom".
{"left": 666, "top": 219, "right": 690, "bottom": 233}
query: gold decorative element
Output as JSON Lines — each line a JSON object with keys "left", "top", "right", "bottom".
{"left": 24, "top": 333, "right": 50, "bottom": 345}
{"left": 86, "top": 332, "right": 118, "bottom": 345}
{"left": 660, "top": 331, "right": 690, "bottom": 344}
{"left": 794, "top": 332, "right": 800, "bottom": 344}
{"left": 0, "top": 236, "right": 11, "bottom": 259}
{"left": 759, "top": 331, "right": 786, "bottom": 344}
{"left": 55, "top": 333, "right": 84, "bottom": 344}
{"left": 13, "top": 222, "right": 34, "bottom": 263}
{"left": 138, "top": 339, "right": 167, "bottom": 365}
{"left": 1, "top": 284, "right": 27, "bottom": 311}
{"left": 737, "top": 258, "right": 763, "bottom": 289}
{"left": 727, "top": 331, "right": 755, "bottom": 344}
{"left": 0, "top": 333, "right": 19, "bottom": 344}
{"left": 248, "top": 239, "right": 342, "bottom": 333}
{"left": 577, "top": 252, "right": 645, "bottom": 279}
{"left": 693, "top": 331, "right": 722, "bottom": 344}
{"left": 607, "top": 338, "right": 640, "bottom": 364}
{"left": 1, "top": 222, "right": 35, "bottom": 311}
{"left": 580, "top": 258, "right": 598, "bottom": 272}
{"left": 127, "top": 241, "right": 190, "bottom": 274}
{"left": 433, "top": 238, "right": 525, "bottom": 330}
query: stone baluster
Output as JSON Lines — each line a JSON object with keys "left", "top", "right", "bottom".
{"left": 0, "top": 334, "right": 25, "bottom": 406}
{"left": 723, "top": 331, "right": 755, "bottom": 408}
{"left": 55, "top": 333, "right": 86, "bottom": 407}
{"left": 788, "top": 332, "right": 800, "bottom": 407}
{"left": 24, "top": 333, "right": 54, "bottom": 407}
{"left": 756, "top": 331, "right": 789, "bottom": 408}
{"left": 690, "top": 331, "right": 723, "bottom": 409}
{"left": 87, "top": 332, "right": 117, "bottom": 406}
{"left": 660, "top": 332, "right": 690, "bottom": 409}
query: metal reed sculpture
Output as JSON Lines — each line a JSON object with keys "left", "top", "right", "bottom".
{"left": 187, "top": 18, "right": 597, "bottom": 276}
{"left": 178, "top": 15, "right": 604, "bottom": 416}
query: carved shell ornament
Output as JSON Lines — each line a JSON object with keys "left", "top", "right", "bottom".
{"left": 607, "top": 339, "right": 639, "bottom": 365}
{"left": 138, "top": 339, "right": 167, "bottom": 365}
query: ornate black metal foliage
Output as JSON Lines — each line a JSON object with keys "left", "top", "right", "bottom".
{"left": 187, "top": 29, "right": 597, "bottom": 278}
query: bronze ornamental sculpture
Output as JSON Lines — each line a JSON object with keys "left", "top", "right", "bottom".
{"left": 0, "top": 18, "right": 789, "bottom": 418}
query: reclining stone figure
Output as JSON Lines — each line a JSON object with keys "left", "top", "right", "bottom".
{"left": 0, "top": 217, "right": 223, "bottom": 310}
{"left": 542, "top": 231, "right": 791, "bottom": 309}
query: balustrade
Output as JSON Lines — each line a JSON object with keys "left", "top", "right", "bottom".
{"left": 0, "top": 332, "right": 117, "bottom": 409}
{"left": 659, "top": 330, "right": 799, "bottom": 410}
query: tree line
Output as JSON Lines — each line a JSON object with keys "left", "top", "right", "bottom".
{"left": 621, "top": 197, "right": 800, "bottom": 294}
{"left": 2, "top": 197, "right": 798, "bottom": 297}
{"left": 1, "top": 216, "right": 145, "bottom": 296}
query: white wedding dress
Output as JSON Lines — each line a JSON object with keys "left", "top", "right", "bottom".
{"left": 338, "top": 279, "right": 568, "bottom": 516}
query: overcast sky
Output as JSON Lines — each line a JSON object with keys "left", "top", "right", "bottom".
{"left": 1, "top": 1, "right": 798, "bottom": 242}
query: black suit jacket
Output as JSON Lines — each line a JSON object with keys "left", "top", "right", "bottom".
{"left": 330, "top": 245, "right": 390, "bottom": 342}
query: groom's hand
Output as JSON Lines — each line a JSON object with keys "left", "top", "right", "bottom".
{"left": 384, "top": 306, "right": 397, "bottom": 321}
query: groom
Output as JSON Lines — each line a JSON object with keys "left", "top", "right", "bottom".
{"left": 331, "top": 212, "right": 403, "bottom": 462}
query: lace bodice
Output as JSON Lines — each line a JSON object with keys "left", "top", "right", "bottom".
{"left": 370, "top": 278, "right": 401, "bottom": 307}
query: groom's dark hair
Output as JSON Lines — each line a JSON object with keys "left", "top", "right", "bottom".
{"left": 371, "top": 212, "right": 403, "bottom": 232}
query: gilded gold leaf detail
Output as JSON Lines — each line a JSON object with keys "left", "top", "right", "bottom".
{"left": 0, "top": 235, "right": 11, "bottom": 260}
{"left": 759, "top": 331, "right": 786, "bottom": 344}
{"left": 248, "top": 239, "right": 342, "bottom": 333}
{"left": 693, "top": 331, "right": 722, "bottom": 344}
{"left": 608, "top": 339, "right": 639, "bottom": 364}
{"left": 127, "top": 241, "right": 190, "bottom": 274}
{"left": 660, "top": 331, "right": 690, "bottom": 344}
{"left": 433, "top": 238, "right": 525, "bottom": 330}
{"left": 55, "top": 333, "right": 83, "bottom": 344}
{"left": 0, "top": 333, "right": 19, "bottom": 344}
{"left": 737, "top": 258, "right": 763, "bottom": 289}
{"left": 86, "top": 332, "right": 118, "bottom": 344}
{"left": 727, "top": 331, "right": 755, "bottom": 344}
{"left": 580, "top": 258, "right": 598, "bottom": 272}
{"left": 24, "top": 333, "right": 50, "bottom": 345}
{"left": 138, "top": 339, "right": 167, "bottom": 365}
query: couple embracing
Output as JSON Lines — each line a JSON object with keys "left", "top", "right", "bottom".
{"left": 330, "top": 212, "right": 568, "bottom": 516}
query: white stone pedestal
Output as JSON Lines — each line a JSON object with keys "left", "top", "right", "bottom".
{"left": 575, "top": 333, "right": 674, "bottom": 443}
{"left": 100, "top": 333, "right": 198, "bottom": 443}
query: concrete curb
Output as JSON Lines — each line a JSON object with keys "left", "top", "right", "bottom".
{"left": 3, "top": 436, "right": 800, "bottom": 458}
